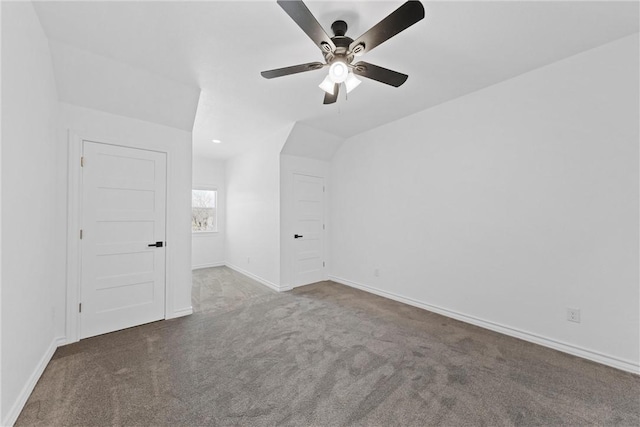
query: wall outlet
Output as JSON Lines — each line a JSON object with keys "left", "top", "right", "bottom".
{"left": 374, "top": 268, "right": 379, "bottom": 277}
{"left": 567, "top": 308, "right": 581, "bottom": 323}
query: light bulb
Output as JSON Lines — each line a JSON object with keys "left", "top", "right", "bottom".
{"left": 328, "top": 61, "right": 348, "bottom": 83}
{"left": 318, "top": 75, "right": 335, "bottom": 95}
{"left": 344, "top": 72, "right": 362, "bottom": 93}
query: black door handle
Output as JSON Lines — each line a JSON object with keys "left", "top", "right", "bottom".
{"left": 148, "top": 241, "right": 163, "bottom": 247}
{"left": 294, "top": 234, "right": 303, "bottom": 239}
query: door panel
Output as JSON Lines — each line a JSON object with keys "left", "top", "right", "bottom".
{"left": 293, "top": 174, "right": 324, "bottom": 287}
{"left": 80, "top": 141, "right": 166, "bottom": 339}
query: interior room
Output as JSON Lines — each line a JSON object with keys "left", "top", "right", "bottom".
{"left": 1, "top": 0, "right": 639, "bottom": 425}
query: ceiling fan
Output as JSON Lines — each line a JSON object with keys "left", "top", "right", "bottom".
{"left": 260, "top": 0, "right": 425, "bottom": 104}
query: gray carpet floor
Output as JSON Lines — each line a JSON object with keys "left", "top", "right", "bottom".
{"left": 16, "top": 267, "right": 640, "bottom": 426}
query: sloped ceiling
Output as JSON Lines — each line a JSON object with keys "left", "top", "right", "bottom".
{"left": 49, "top": 41, "right": 200, "bottom": 132}
{"left": 281, "top": 122, "right": 344, "bottom": 161}
{"left": 33, "top": 1, "right": 639, "bottom": 159}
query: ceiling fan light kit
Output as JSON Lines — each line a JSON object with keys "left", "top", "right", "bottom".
{"left": 319, "top": 67, "right": 360, "bottom": 95}
{"left": 260, "top": 0, "right": 425, "bottom": 104}
{"left": 319, "top": 75, "right": 336, "bottom": 95}
{"left": 344, "top": 72, "right": 362, "bottom": 93}
{"left": 328, "top": 61, "right": 348, "bottom": 83}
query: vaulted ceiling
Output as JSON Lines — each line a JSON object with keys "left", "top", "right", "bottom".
{"left": 33, "top": 1, "right": 639, "bottom": 159}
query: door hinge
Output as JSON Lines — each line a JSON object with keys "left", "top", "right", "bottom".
{"left": 80, "top": 229, "right": 83, "bottom": 239}
{"left": 80, "top": 156, "right": 84, "bottom": 167}
{"left": 323, "top": 261, "right": 325, "bottom": 267}
{"left": 323, "top": 186, "right": 325, "bottom": 192}
{"left": 323, "top": 224, "right": 325, "bottom": 230}
{"left": 79, "top": 303, "right": 82, "bottom": 313}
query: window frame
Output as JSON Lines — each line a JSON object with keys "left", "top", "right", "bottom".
{"left": 191, "top": 186, "right": 218, "bottom": 234}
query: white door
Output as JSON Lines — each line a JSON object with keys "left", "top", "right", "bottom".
{"left": 80, "top": 141, "right": 167, "bottom": 339}
{"left": 292, "top": 173, "right": 324, "bottom": 287}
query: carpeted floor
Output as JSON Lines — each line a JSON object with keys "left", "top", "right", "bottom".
{"left": 16, "top": 267, "right": 640, "bottom": 426}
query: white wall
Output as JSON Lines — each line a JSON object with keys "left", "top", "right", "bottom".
{"left": 280, "top": 154, "right": 331, "bottom": 290}
{"left": 330, "top": 34, "right": 639, "bottom": 373}
{"left": 59, "top": 103, "right": 193, "bottom": 322}
{"left": 1, "top": 2, "right": 65, "bottom": 424}
{"left": 225, "top": 124, "right": 292, "bottom": 290}
{"left": 0, "top": 0, "right": 3, "bottom": 418}
{"left": 192, "top": 156, "right": 225, "bottom": 269}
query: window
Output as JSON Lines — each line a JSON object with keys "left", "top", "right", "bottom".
{"left": 192, "top": 189, "right": 217, "bottom": 232}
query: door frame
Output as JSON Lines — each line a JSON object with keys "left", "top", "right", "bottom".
{"left": 287, "top": 171, "right": 327, "bottom": 289}
{"left": 65, "top": 131, "right": 171, "bottom": 343}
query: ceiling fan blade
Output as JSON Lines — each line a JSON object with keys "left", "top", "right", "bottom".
{"left": 323, "top": 83, "right": 339, "bottom": 104}
{"left": 349, "top": 1, "right": 425, "bottom": 55}
{"left": 277, "top": 0, "right": 336, "bottom": 53}
{"left": 261, "top": 62, "right": 325, "bottom": 79}
{"left": 352, "top": 62, "right": 408, "bottom": 87}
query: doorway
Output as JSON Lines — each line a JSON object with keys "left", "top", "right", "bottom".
{"left": 79, "top": 141, "right": 167, "bottom": 338}
{"left": 292, "top": 173, "right": 325, "bottom": 287}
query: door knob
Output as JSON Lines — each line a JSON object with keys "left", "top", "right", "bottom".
{"left": 148, "top": 241, "right": 163, "bottom": 247}
{"left": 294, "top": 234, "right": 303, "bottom": 239}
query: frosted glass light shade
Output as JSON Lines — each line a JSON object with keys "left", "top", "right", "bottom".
{"left": 329, "top": 61, "right": 348, "bottom": 83}
{"left": 318, "top": 75, "right": 335, "bottom": 94}
{"left": 344, "top": 72, "right": 362, "bottom": 93}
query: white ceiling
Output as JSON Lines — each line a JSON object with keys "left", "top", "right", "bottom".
{"left": 33, "top": 1, "right": 639, "bottom": 160}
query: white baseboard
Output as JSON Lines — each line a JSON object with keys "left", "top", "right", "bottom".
{"left": 192, "top": 262, "right": 225, "bottom": 270}
{"left": 2, "top": 336, "right": 66, "bottom": 427}
{"left": 225, "top": 263, "right": 292, "bottom": 292}
{"left": 329, "top": 275, "right": 639, "bottom": 375}
{"left": 170, "top": 307, "right": 193, "bottom": 319}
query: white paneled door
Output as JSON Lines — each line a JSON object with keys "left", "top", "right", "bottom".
{"left": 293, "top": 173, "right": 324, "bottom": 287}
{"left": 80, "top": 141, "right": 167, "bottom": 339}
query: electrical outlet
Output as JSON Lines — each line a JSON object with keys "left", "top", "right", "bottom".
{"left": 567, "top": 308, "right": 581, "bottom": 323}
{"left": 374, "top": 269, "right": 379, "bottom": 277}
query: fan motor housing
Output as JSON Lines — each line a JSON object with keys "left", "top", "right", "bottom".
{"left": 327, "top": 20, "right": 354, "bottom": 63}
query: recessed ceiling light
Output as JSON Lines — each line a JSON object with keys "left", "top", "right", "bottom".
{"left": 212, "top": 139, "right": 222, "bottom": 144}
